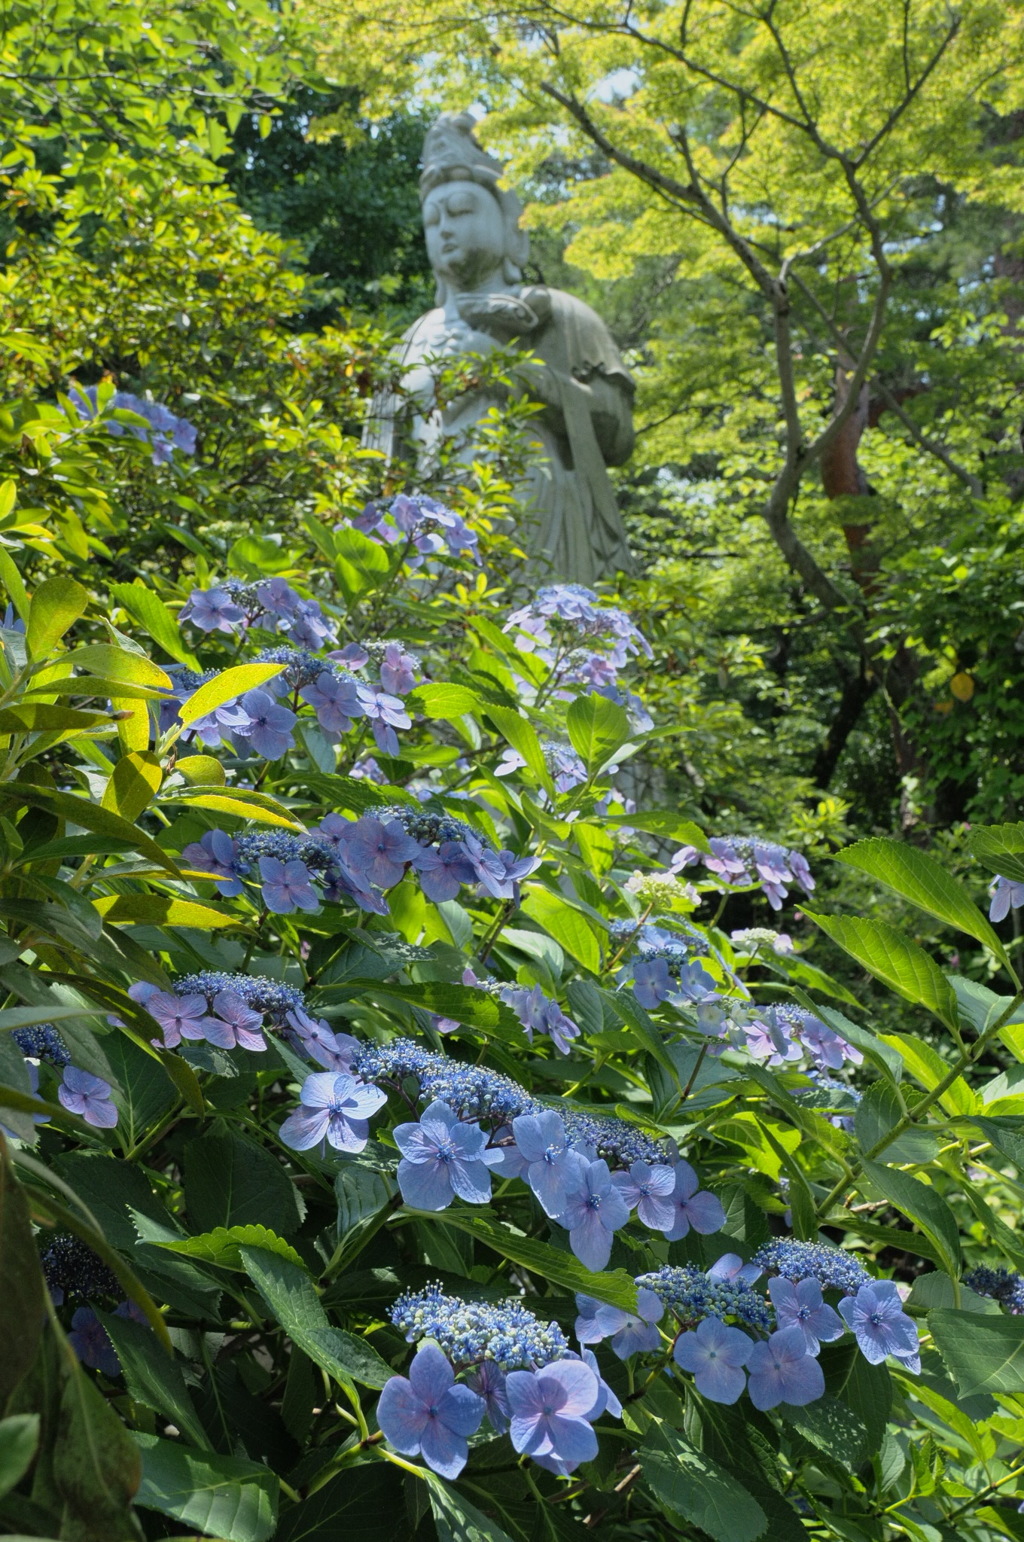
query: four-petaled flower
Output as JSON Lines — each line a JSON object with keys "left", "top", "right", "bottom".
{"left": 768, "top": 1276, "right": 844, "bottom": 1354}
{"left": 279, "top": 1073, "right": 387, "bottom": 1153}
{"left": 235, "top": 688, "right": 297, "bottom": 758}
{"left": 575, "top": 1288, "right": 664, "bottom": 1360}
{"left": 505, "top": 1360, "right": 600, "bottom": 1476}
{"left": 394, "top": 1100, "right": 500, "bottom": 1211}
{"left": 558, "top": 1158, "right": 631, "bottom": 1271}
{"left": 661, "top": 1160, "right": 726, "bottom": 1241}
{"left": 339, "top": 817, "right": 419, "bottom": 889}
{"left": 746, "top": 1325, "right": 825, "bottom": 1409}
{"left": 673, "top": 1317, "right": 752, "bottom": 1404}
{"left": 258, "top": 857, "right": 320, "bottom": 914}
{"left": 838, "top": 1280, "right": 919, "bottom": 1367}
{"left": 58, "top": 1067, "right": 118, "bottom": 1128}
{"left": 611, "top": 1160, "right": 676, "bottom": 1231}
{"left": 511, "top": 1110, "right": 583, "bottom": 1218}
{"left": 377, "top": 1343, "right": 484, "bottom": 1479}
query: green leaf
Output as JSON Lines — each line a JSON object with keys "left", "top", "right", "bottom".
{"left": 639, "top": 1420, "right": 767, "bottom": 1542}
{"left": 65, "top": 644, "right": 172, "bottom": 688}
{"left": 430, "top": 1483, "right": 517, "bottom": 1542}
{"left": 239, "top": 1246, "right": 393, "bottom": 1389}
{"left": 521, "top": 885, "right": 601, "bottom": 972}
{"left": 929, "top": 1309, "right": 1024, "bottom": 1396}
{"left": 969, "top": 1114, "right": 1024, "bottom": 1172}
{"left": 100, "top": 751, "right": 162, "bottom": 822}
{"left": 565, "top": 692, "right": 631, "bottom": 775}
{"left": 602, "top": 810, "right": 710, "bottom": 849}
{"left": 54, "top": 1341, "right": 142, "bottom": 1541}
{"left": 177, "top": 663, "right": 285, "bottom": 726}
{"left": 433, "top": 1212, "right": 638, "bottom": 1312}
{"left": 482, "top": 704, "right": 553, "bottom": 793}
{"left": 0, "top": 1003, "right": 105, "bottom": 1033}
{"left": 778, "top": 1395, "right": 869, "bottom": 1468}
{"left": 159, "top": 1224, "right": 306, "bottom": 1272}
{"left": 335, "top": 1165, "right": 393, "bottom": 1237}
{"left": 878, "top": 1032, "right": 976, "bottom": 1114}
{"left": 110, "top": 583, "right": 198, "bottom": 667}
{"left": 859, "top": 1158, "right": 961, "bottom": 1276}
{"left": 854, "top": 1081, "right": 903, "bottom": 1152}
{"left": 95, "top": 1311, "right": 208, "bottom": 1450}
{"left": 275, "top": 1464, "right": 401, "bottom": 1542}
{"left": 967, "top": 822, "right": 1024, "bottom": 885}
{"left": 165, "top": 784, "right": 304, "bottom": 830}
{"left": 834, "top": 838, "right": 1011, "bottom": 966}
{"left": 184, "top": 1133, "right": 303, "bottom": 1236}
{"left": 0, "top": 1414, "right": 39, "bottom": 1500}
{"left": 802, "top": 912, "right": 960, "bottom": 1034}
{"left": 133, "top": 1433, "right": 277, "bottom": 1542}
{"left": 26, "top": 576, "right": 89, "bottom": 660}
{"left": 409, "top": 682, "right": 482, "bottom": 718}
{"left": 0, "top": 783, "right": 180, "bottom": 875}
{"left": 0, "top": 1148, "right": 45, "bottom": 1408}
{"left": 600, "top": 985, "right": 678, "bottom": 1077}
{"left": 92, "top": 893, "right": 237, "bottom": 929}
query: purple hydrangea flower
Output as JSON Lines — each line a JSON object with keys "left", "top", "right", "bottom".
{"left": 512, "top": 1110, "right": 585, "bottom": 1218}
{"left": 575, "top": 1288, "right": 663, "bottom": 1359}
{"left": 182, "top": 829, "right": 243, "bottom": 896}
{"left": 258, "top": 857, "right": 320, "bottom": 914}
{"left": 610, "top": 1160, "right": 676, "bottom": 1232}
{"left": 991, "top": 876, "right": 1024, "bottom": 923}
{"left": 279, "top": 1072, "right": 387, "bottom": 1153}
{"left": 210, "top": 991, "right": 267, "bottom": 1052}
{"left": 661, "top": 1160, "right": 726, "bottom": 1241}
{"left": 182, "top": 586, "right": 245, "bottom": 634}
{"left": 505, "top": 1359, "right": 599, "bottom": 1475}
{"left": 356, "top": 686, "right": 411, "bottom": 756}
{"left": 68, "top": 1306, "right": 120, "bottom": 1376}
{"left": 380, "top": 644, "right": 419, "bottom": 695}
{"left": 234, "top": 688, "right": 297, "bottom": 758}
{"left": 58, "top": 1067, "right": 118, "bottom": 1128}
{"left": 708, "top": 1253, "right": 762, "bottom": 1287}
{"left": 394, "top": 1099, "right": 500, "bottom": 1211}
{"left": 578, "top": 1346, "right": 622, "bottom": 1418}
{"left": 413, "top": 841, "right": 479, "bottom": 902}
{"left": 338, "top": 817, "right": 419, "bottom": 889}
{"left": 558, "top": 1158, "right": 631, "bottom": 1272}
{"left": 142, "top": 991, "right": 221, "bottom": 1049}
{"left": 631, "top": 958, "right": 673, "bottom": 1009}
{"left": 300, "top": 672, "right": 363, "bottom": 737}
{"left": 746, "top": 1326, "right": 826, "bottom": 1409}
{"left": 465, "top": 1359, "right": 510, "bottom": 1433}
{"left": 837, "top": 1280, "right": 919, "bottom": 1367}
{"left": 376, "top": 1343, "right": 484, "bottom": 1479}
{"left": 768, "top": 1276, "right": 844, "bottom": 1355}
{"left": 673, "top": 1316, "right": 752, "bottom": 1404}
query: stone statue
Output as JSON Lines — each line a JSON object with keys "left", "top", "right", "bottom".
{"left": 366, "top": 113, "right": 635, "bottom": 584}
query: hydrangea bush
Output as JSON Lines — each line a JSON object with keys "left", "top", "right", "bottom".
{"left": 4, "top": 476, "right": 1024, "bottom": 1542}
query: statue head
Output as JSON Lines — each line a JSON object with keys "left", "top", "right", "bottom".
{"left": 420, "top": 113, "right": 530, "bottom": 302}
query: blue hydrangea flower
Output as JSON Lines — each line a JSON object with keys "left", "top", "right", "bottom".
{"left": 142, "top": 991, "right": 221, "bottom": 1050}
{"left": 413, "top": 840, "right": 479, "bottom": 902}
{"left": 210, "top": 992, "right": 267, "bottom": 1052}
{"left": 636, "top": 1263, "right": 773, "bottom": 1333}
{"left": 12, "top": 1024, "right": 71, "bottom": 1067}
{"left": 299, "top": 670, "right": 362, "bottom": 736}
{"left": 506, "top": 1359, "right": 600, "bottom": 1475}
{"left": 337, "top": 817, "right": 420, "bottom": 888}
{"left": 575, "top": 1289, "right": 663, "bottom": 1359}
{"left": 746, "top": 1325, "right": 825, "bottom": 1409}
{"left": 58, "top": 1067, "right": 117, "bottom": 1128}
{"left": 68, "top": 1306, "right": 121, "bottom": 1375}
{"left": 182, "top": 586, "right": 245, "bottom": 633}
{"left": 558, "top": 1158, "right": 631, "bottom": 1272}
{"left": 394, "top": 1100, "right": 500, "bottom": 1211}
{"left": 40, "top": 1234, "right": 120, "bottom": 1301}
{"left": 258, "top": 857, "right": 320, "bottom": 914}
{"left": 837, "top": 1281, "right": 919, "bottom": 1367}
{"left": 673, "top": 1316, "right": 752, "bottom": 1404}
{"left": 512, "top": 1111, "right": 585, "bottom": 1218}
{"left": 352, "top": 1040, "right": 537, "bottom": 1124}
{"left": 234, "top": 688, "right": 297, "bottom": 758}
{"left": 964, "top": 1266, "right": 1024, "bottom": 1314}
{"left": 182, "top": 829, "right": 244, "bottom": 896}
{"left": 465, "top": 1360, "right": 510, "bottom": 1432}
{"left": 990, "top": 875, "right": 1024, "bottom": 923}
{"left": 279, "top": 1073, "right": 387, "bottom": 1153}
{"left": 768, "top": 1277, "right": 844, "bottom": 1354}
{"left": 610, "top": 1160, "right": 676, "bottom": 1232}
{"left": 708, "top": 1253, "right": 762, "bottom": 1287}
{"left": 376, "top": 1343, "right": 484, "bottom": 1479}
{"left": 661, "top": 1160, "right": 726, "bottom": 1241}
{"left": 390, "top": 1286, "right": 569, "bottom": 1372}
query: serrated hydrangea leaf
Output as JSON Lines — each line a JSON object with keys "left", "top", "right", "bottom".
{"left": 834, "top": 838, "right": 1010, "bottom": 966}
{"left": 177, "top": 662, "right": 284, "bottom": 725}
{"left": 96, "top": 1310, "right": 208, "bottom": 1450}
{"left": 967, "top": 823, "right": 1024, "bottom": 885}
{"left": 335, "top": 1164, "right": 392, "bottom": 1237}
{"left": 429, "top": 1482, "right": 517, "bottom": 1542}
{"left": 158, "top": 1225, "right": 306, "bottom": 1271}
{"left": 929, "top": 1309, "right": 1024, "bottom": 1396}
{"left": 565, "top": 692, "right": 631, "bottom": 775}
{"left": 184, "top": 1133, "right": 303, "bottom": 1236}
{"left": 133, "top": 1433, "right": 277, "bottom": 1542}
{"left": 639, "top": 1421, "right": 767, "bottom": 1542}
{"left": 239, "top": 1245, "right": 392, "bottom": 1388}
{"left": 802, "top": 912, "right": 960, "bottom": 1034}
{"left": 859, "top": 1159, "right": 961, "bottom": 1276}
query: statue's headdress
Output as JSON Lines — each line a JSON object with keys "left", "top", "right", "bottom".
{"left": 420, "top": 113, "right": 530, "bottom": 289}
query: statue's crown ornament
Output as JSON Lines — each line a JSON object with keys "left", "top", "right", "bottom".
{"left": 420, "top": 112, "right": 529, "bottom": 274}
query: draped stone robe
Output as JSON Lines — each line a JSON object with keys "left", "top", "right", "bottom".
{"left": 366, "top": 284, "right": 635, "bottom": 585}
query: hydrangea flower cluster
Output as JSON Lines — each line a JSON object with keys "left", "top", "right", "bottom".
{"left": 731, "top": 1004, "right": 863, "bottom": 1074}
{"left": 128, "top": 972, "right": 356, "bottom": 1069}
{"left": 671, "top": 835, "right": 815, "bottom": 911}
{"left": 964, "top": 1265, "right": 1024, "bottom": 1313}
{"left": 352, "top": 493, "right": 479, "bottom": 565}
{"left": 71, "top": 385, "right": 197, "bottom": 464}
{"left": 378, "top": 1289, "right": 616, "bottom": 1478}
{"left": 38, "top": 1234, "right": 147, "bottom": 1376}
{"left": 12, "top": 1024, "right": 118, "bottom": 1128}
{"left": 751, "top": 1238, "right": 873, "bottom": 1294}
{"left": 180, "top": 577, "right": 335, "bottom": 648}
{"left": 504, "top": 584, "right": 652, "bottom": 669}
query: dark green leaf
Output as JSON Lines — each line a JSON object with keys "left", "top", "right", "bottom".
{"left": 240, "top": 1246, "right": 393, "bottom": 1389}
{"left": 275, "top": 1463, "right": 402, "bottom": 1542}
{"left": 133, "top": 1433, "right": 277, "bottom": 1542}
{"left": 967, "top": 823, "right": 1024, "bottom": 885}
{"left": 96, "top": 1311, "right": 208, "bottom": 1450}
{"left": 430, "top": 1483, "right": 517, "bottom": 1542}
{"left": 184, "top": 1133, "right": 303, "bottom": 1236}
{"left": 639, "top": 1420, "right": 767, "bottom": 1542}
{"left": 929, "top": 1309, "right": 1024, "bottom": 1396}
{"left": 0, "top": 1415, "right": 39, "bottom": 1500}
{"left": 778, "top": 1395, "right": 868, "bottom": 1468}
{"left": 434, "top": 1212, "right": 638, "bottom": 1312}
{"left": 0, "top": 1149, "right": 44, "bottom": 1407}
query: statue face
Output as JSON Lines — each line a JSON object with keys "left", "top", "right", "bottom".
{"left": 422, "top": 180, "right": 507, "bottom": 291}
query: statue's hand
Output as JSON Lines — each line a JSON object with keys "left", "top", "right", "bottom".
{"left": 454, "top": 292, "right": 541, "bottom": 342}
